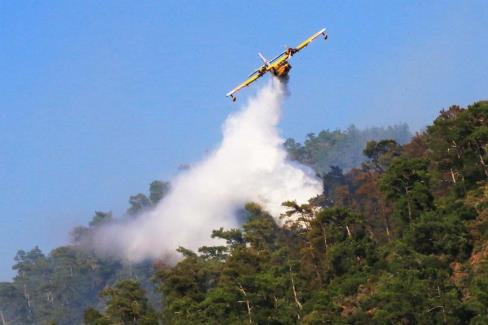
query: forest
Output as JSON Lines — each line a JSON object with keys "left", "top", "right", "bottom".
{"left": 1, "top": 101, "right": 487, "bottom": 324}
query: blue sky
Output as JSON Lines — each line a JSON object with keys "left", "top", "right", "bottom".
{"left": 1, "top": 1, "right": 487, "bottom": 280}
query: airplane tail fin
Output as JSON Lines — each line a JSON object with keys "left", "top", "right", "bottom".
{"left": 258, "top": 52, "right": 269, "bottom": 66}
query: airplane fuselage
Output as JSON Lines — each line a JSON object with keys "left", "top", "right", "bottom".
{"left": 271, "top": 61, "right": 292, "bottom": 77}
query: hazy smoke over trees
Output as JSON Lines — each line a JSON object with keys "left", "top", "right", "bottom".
{"left": 94, "top": 79, "right": 322, "bottom": 261}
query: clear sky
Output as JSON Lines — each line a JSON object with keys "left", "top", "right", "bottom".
{"left": 1, "top": 1, "right": 487, "bottom": 280}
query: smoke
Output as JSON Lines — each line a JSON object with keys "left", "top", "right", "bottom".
{"left": 94, "top": 78, "right": 322, "bottom": 262}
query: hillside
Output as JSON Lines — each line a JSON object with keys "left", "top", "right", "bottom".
{"left": 147, "top": 101, "right": 488, "bottom": 324}
{"left": 1, "top": 101, "right": 487, "bottom": 324}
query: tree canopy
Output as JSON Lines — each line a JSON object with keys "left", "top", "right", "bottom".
{"left": 1, "top": 101, "right": 487, "bottom": 324}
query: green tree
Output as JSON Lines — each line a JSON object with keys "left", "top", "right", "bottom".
{"left": 149, "top": 180, "right": 170, "bottom": 205}
{"left": 426, "top": 102, "right": 488, "bottom": 195}
{"left": 380, "top": 157, "right": 434, "bottom": 224}
{"left": 0, "top": 282, "right": 29, "bottom": 324}
{"left": 127, "top": 193, "right": 151, "bottom": 216}
{"left": 89, "top": 211, "right": 113, "bottom": 227}
{"left": 404, "top": 209, "right": 472, "bottom": 259}
{"left": 362, "top": 139, "right": 402, "bottom": 173}
{"left": 98, "top": 279, "right": 158, "bottom": 324}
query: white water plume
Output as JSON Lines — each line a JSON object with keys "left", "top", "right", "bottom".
{"left": 94, "top": 79, "right": 322, "bottom": 261}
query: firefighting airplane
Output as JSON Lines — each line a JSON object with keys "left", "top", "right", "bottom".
{"left": 226, "top": 28, "right": 328, "bottom": 101}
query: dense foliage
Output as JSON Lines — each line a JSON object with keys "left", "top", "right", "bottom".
{"left": 284, "top": 124, "right": 411, "bottom": 174}
{"left": 154, "top": 102, "right": 488, "bottom": 324}
{"left": 1, "top": 102, "right": 487, "bottom": 324}
{"left": 0, "top": 181, "right": 169, "bottom": 324}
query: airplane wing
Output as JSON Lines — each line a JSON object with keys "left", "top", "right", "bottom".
{"left": 294, "top": 28, "right": 327, "bottom": 52}
{"left": 226, "top": 71, "right": 264, "bottom": 101}
{"left": 268, "top": 51, "right": 288, "bottom": 65}
{"left": 247, "top": 64, "right": 266, "bottom": 77}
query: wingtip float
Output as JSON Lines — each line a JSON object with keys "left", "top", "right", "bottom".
{"left": 226, "top": 28, "right": 328, "bottom": 102}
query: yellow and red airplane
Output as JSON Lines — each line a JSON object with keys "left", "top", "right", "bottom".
{"left": 226, "top": 28, "right": 328, "bottom": 101}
